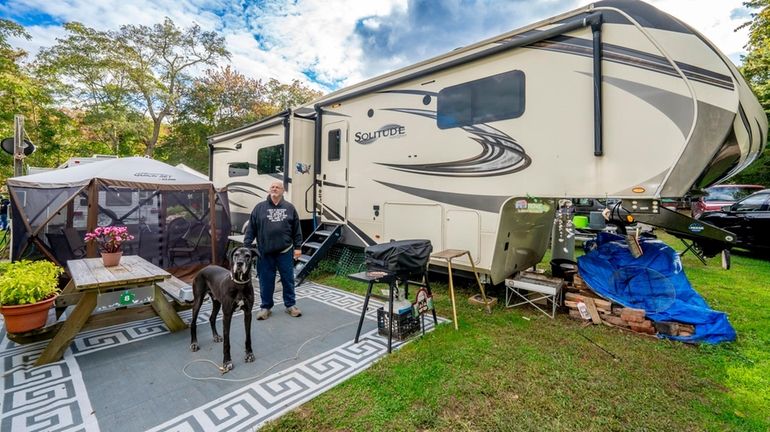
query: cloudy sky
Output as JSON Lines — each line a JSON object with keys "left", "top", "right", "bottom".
{"left": 0, "top": 0, "right": 754, "bottom": 92}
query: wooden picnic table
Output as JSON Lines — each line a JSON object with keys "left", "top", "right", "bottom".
{"left": 35, "top": 255, "right": 187, "bottom": 366}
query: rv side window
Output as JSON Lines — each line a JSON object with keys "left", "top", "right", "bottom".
{"left": 437, "top": 70, "right": 525, "bottom": 129}
{"left": 257, "top": 144, "right": 284, "bottom": 175}
{"left": 328, "top": 129, "right": 341, "bottom": 161}
{"left": 106, "top": 190, "right": 132, "bottom": 206}
{"left": 228, "top": 162, "right": 250, "bottom": 177}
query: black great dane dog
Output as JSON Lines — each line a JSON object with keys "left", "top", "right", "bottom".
{"left": 190, "top": 247, "right": 257, "bottom": 371}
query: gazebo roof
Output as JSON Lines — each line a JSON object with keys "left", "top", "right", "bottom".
{"left": 7, "top": 157, "right": 213, "bottom": 189}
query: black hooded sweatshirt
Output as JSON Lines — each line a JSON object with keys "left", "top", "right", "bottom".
{"left": 243, "top": 197, "right": 303, "bottom": 254}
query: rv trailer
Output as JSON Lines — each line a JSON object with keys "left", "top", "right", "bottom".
{"left": 211, "top": 0, "right": 766, "bottom": 285}
{"left": 208, "top": 109, "right": 317, "bottom": 234}
{"left": 309, "top": 0, "right": 766, "bottom": 284}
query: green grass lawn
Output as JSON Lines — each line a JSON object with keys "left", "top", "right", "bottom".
{"left": 263, "top": 233, "right": 770, "bottom": 431}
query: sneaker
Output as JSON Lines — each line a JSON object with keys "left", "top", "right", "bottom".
{"left": 286, "top": 306, "right": 302, "bottom": 317}
{"left": 256, "top": 309, "right": 271, "bottom": 320}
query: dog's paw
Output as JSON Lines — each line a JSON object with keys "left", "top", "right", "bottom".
{"left": 213, "top": 335, "right": 223, "bottom": 343}
{"left": 220, "top": 361, "right": 233, "bottom": 373}
{"left": 190, "top": 343, "right": 199, "bottom": 352}
{"left": 245, "top": 352, "right": 255, "bottom": 363}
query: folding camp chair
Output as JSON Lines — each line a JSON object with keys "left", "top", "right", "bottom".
{"left": 169, "top": 222, "right": 209, "bottom": 266}
{"left": 63, "top": 227, "right": 86, "bottom": 259}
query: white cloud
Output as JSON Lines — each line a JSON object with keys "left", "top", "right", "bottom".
{"left": 236, "top": 0, "right": 406, "bottom": 88}
{"left": 649, "top": 0, "right": 749, "bottom": 61}
{"left": 1, "top": 0, "right": 754, "bottom": 92}
{"left": 576, "top": 0, "right": 749, "bottom": 62}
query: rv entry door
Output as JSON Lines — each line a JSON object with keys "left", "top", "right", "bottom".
{"left": 319, "top": 121, "right": 349, "bottom": 222}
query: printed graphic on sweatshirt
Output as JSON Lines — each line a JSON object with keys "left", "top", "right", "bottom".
{"left": 267, "top": 208, "right": 287, "bottom": 222}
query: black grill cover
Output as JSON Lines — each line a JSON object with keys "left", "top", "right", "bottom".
{"left": 365, "top": 239, "right": 432, "bottom": 276}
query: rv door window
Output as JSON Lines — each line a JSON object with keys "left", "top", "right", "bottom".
{"left": 257, "top": 144, "right": 284, "bottom": 174}
{"left": 437, "top": 70, "right": 525, "bottom": 129}
{"left": 328, "top": 129, "right": 341, "bottom": 161}
{"left": 228, "top": 162, "right": 250, "bottom": 177}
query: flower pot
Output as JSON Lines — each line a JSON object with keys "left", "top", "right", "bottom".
{"left": 101, "top": 251, "right": 123, "bottom": 267}
{"left": 0, "top": 295, "right": 56, "bottom": 333}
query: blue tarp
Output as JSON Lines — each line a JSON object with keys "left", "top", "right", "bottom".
{"left": 577, "top": 233, "right": 736, "bottom": 344}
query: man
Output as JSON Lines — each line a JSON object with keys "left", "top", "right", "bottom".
{"left": 243, "top": 181, "right": 303, "bottom": 319}
{"left": 0, "top": 196, "right": 9, "bottom": 231}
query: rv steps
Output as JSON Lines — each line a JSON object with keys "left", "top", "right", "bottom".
{"left": 294, "top": 222, "right": 343, "bottom": 285}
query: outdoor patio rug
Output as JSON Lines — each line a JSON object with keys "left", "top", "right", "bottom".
{"left": 0, "top": 282, "right": 447, "bottom": 431}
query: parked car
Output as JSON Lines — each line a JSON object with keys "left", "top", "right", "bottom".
{"left": 691, "top": 184, "right": 765, "bottom": 219}
{"left": 698, "top": 189, "right": 770, "bottom": 252}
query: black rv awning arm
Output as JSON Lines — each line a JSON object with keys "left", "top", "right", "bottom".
{"left": 283, "top": 109, "right": 292, "bottom": 191}
{"left": 590, "top": 13, "right": 604, "bottom": 157}
{"left": 312, "top": 107, "right": 322, "bottom": 223}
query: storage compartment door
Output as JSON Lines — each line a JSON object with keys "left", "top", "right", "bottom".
{"left": 383, "top": 203, "right": 442, "bottom": 251}
{"left": 445, "top": 210, "right": 480, "bottom": 263}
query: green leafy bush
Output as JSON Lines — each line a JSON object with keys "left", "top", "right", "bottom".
{"left": 0, "top": 260, "right": 63, "bottom": 306}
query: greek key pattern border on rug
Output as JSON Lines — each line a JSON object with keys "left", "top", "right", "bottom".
{"left": 150, "top": 322, "right": 443, "bottom": 432}
{"left": 0, "top": 282, "right": 446, "bottom": 431}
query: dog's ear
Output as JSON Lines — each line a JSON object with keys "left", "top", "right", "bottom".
{"left": 250, "top": 247, "right": 260, "bottom": 260}
{"left": 228, "top": 247, "right": 238, "bottom": 264}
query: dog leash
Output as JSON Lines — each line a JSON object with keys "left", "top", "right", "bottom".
{"left": 182, "top": 320, "right": 358, "bottom": 381}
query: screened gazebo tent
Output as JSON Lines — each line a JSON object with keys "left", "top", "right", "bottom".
{"left": 6, "top": 157, "right": 231, "bottom": 279}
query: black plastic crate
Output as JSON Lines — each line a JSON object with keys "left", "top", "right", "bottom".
{"left": 377, "top": 307, "right": 420, "bottom": 340}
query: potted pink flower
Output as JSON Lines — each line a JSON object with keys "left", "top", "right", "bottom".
{"left": 84, "top": 226, "right": 134, "bottom": 267}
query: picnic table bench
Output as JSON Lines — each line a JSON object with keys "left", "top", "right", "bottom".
{"left": 32, "top": 255, "right": 187, "bottom": 366}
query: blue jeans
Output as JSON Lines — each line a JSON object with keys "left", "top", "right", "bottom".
{"left": 257, "top": 249, "right": 296, "bottom": 309}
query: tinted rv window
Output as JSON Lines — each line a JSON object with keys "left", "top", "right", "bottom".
{"left": 437, "top": 70, "right": 525, "bottom": 129}
{"left": 228, "top": 162, "right": 249, "bottom": 177}
{"left": 106, "top": 190, "right": 132, "bottom": 206}
{"left": 328, "top": 129, "right": 341, "bottom": 161}
{"left": 257, "top": 144, "right": 284, "bottom": 174}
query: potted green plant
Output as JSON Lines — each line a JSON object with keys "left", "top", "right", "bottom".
{"left": 0, "top": 260, "right": 63, "bottom": 333}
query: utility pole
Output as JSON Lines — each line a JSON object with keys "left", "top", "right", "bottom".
{"left": 13, "top": 115, "right": 24, "bottom": 177}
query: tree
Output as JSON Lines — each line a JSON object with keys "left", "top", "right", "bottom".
{"left": 263, "top": 78, "right": 322, "bottom": 112}
{"left": 741, "top": 0, "right": 770, "bottom": 115}
{"left": 0, "top": 20, "right": 73, "bottom": 182}
{"left": 37, "top": 18, "right": 229, "bottom": 157}
{"left": 160, "top": 67, "right": 322, "bottom": 173}
{"left": 733, "top": 0, "right": 770, "bottom": 185}
{"left": 181, "top": 66, "right": 269, "bottom": 131}
{"left": 116, "top": 18, "right": 230, "bottom": 156}
{"left": 35, "top": 22, "right": 144, "bottom": 156}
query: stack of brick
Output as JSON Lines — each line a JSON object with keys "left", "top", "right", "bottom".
{"left": 564, "top": 274, "right": 694, "bottom": 337}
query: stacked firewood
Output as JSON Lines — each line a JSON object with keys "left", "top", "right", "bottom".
{"left": 564, "top": 274, "right": 695, "bottom": 337}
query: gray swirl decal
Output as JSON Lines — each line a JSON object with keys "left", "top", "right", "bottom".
{"left": 378, "top": 108, "right": 530, "bottom": 177}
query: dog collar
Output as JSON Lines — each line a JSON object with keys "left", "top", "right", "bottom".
{"left": 230, "top": 274, "right": 250, "bottom": 284}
